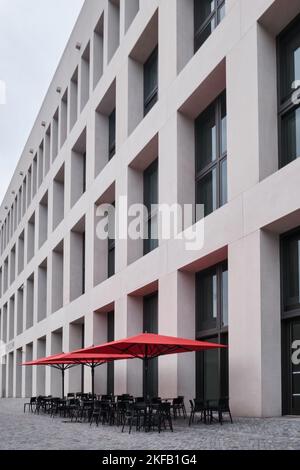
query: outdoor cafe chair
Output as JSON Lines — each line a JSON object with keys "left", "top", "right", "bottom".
{"left": 23, "top": 397, "right": 36, "bottom": 413}
{"left": 189, "top": 399, "right": 206, "bottom": 425}
{"left": 207, "top": 398, "right": 233, "bottom": 425}
{"left": 171, "top": 396, "right": 187, "bottom": 419}
{"left": 154, "top": 402, "right": 173, "bottom": 433}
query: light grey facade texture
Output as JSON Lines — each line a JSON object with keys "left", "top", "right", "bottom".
{"left": 1, "top": 0, "right": 300, "bottom": 418}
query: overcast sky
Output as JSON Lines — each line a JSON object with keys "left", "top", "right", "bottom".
{"left": 0, "top": 0, "right": 84, "bottom": 204}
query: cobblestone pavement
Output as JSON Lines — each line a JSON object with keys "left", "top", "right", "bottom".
{"left": 0, "top": 399, "right": 300, "bottom": 450}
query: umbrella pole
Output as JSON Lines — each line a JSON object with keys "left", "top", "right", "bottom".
{"left": 91, "top": 364, "right": 95, "bottom": 398}
{"left": 62, "top": 367, "right": 65, "bottom": 400}
{"left": 144, "top": 357, "right": 149, "bottom": 402}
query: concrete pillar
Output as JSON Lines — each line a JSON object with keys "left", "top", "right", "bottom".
{"left": 227, "top": 22, "right": 278, "bottom": 201}
{"left": 228, "top": 230, "right": 281, "bottom": 417}
{"left": 158, "top": 271, "right": 195, "bottom": 401}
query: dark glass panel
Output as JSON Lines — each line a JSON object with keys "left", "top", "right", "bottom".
{"left": 144, "top": 47, "right": 158, "bottom": 116}
{"left": 195, "top": 103, "right": 217, "bottom": 173}
{"left": 144, "top": 159, "right": 158, "bottom": 255}
{"left": 195, "top": 17, "right": 215, "bottom": 53}
{"left": 107, "top": 312, "right": 115, "bottom": 395}
{"left": 108, "top": 109, "right": 116, "bottom": 160}
{"left": 281, "top": 106, "right": 300, "bottom": 166}
{"left": 143, "top": 293, "right": 158, "bottom": 398}
{"left": 196, "top": 168, "right": 217, "bottom": 218}
{"left": 221, "top": 267, "right": 228, "bottom": 327}
{"left": 221, "top": 93, "right": 227, "bottom": 155}
{"left": 283, "top": 236, "right": 300, "bottom": 310}
{"left": 194, "top": 0, "right": 214, "bottom": 29}
{"left": 220, "top": 159, "right": 227, "bottom": 206}
{"left": 196, "top": 267, "right": 218, "bottom": 332}
{"left": 280, "top": 28, "right": 300, "bottom": 102}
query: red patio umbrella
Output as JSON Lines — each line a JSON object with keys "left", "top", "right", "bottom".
{"left": 22, "top": 353, "right": 132, "bottom": 399}
{"left": 71, "top": 333, "right": 227, "bottom": 400}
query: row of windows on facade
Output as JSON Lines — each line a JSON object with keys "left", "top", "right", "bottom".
{"left": 4, "top": 223, "right": 300, "bottom": 403}
{"left": 0, "top": 0, "right": 226, "bottom": 257}
{"left": 0, "top": 262, "right": 228, "bottom": 401}
{"left": 0, "top": 153, "right": 158, "bottom": 301}
{"left": 4, "top": 227, "right": 300, "bottom": 407}
{"left": 2, "top": 3, "right": 300, "bottom": 259}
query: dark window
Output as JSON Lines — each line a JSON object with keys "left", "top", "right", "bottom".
{"left": 82, "top": 231, "right": 86, "bottom": 295}
{"left": 107, "top": 311, "right": 115, "bottom": 395}
{"left": 143, "top": 293, "right": 158, "bottom": 398}
{"left": 278, "top": 16, "right": 300, "bottom": 167}
{"left": 195, "top": 92, "right": 227, "bottom": 218}
{"left": 144, "top": 47, "right": 158, "bottom": 116}
{"left": 108, "top": 202, "right": 115, "bottom": 278}
{"left": 143, "top": 159, "right": 158, "bottom": 255}
{"left": 194, "top": 0, "right": 225, "bottom": 53}
{"left": 83, "top": 152, "right": 87, "bottom": 194}
{"left": 282, "top": 230, "right": 300, "bottom": 313}
{"left": 108, "top": 109, "right": 116, "bottom": 160}
{"left": 281, "top": 229, "right": 300, "bottom": 415}
{"left": 195, "top": 262, "right": 228, "bottom": 401}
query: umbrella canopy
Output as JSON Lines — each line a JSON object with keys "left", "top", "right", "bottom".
{"left": 71, "top": 333, "right": 226, "bottom": 358}
{"left": 71, "top": 333, "right": 226, "bottom": 399}
{"left": 22, "top": 353, "right": 132, "bottom": 399}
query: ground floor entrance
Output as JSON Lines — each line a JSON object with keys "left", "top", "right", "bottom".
{"left": 282, "top": 318, "right": 300, "bottom": 415}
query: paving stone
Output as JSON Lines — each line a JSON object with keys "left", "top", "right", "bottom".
{"left": 0, "top": 399, "right": 300, "bottom": 450}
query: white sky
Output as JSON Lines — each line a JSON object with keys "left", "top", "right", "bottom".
{"left": 0, "top": 0, "right": 85, "bottom": 204}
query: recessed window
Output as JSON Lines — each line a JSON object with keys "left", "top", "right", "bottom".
{"left": 144, "top": 47, "right": 158, "bottom": 116}
{"left": 195, "top": 92, "right": 227, "bottom": 218}
{"left": 143, "top": 293, "right": 158, "bottom": 398}
{"left": 108, "top": 109, "right": 116, "bottom": 160}
{"left": 108, "top": 202, "right": 115, "bottom": 278}
{"left": 278, "top": 16, "right": 300, "bottom": 167}
{"left": 282, "top": 231, "right": 300, "bottom": 312}
{"left": 195, "top": 262, "right": 228, "bottom": 401}
{"left": 194, "top": 0, "right": 225, "bottom": 53}
{"left": 143, "top": 159, "right": 158, "bottom": 255}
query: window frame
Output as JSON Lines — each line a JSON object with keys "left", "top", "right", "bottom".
{"left": 195, "top": 91, "right": 227, "bottom": 218}
{"left": 281, "top": 227, "right": 300, "bottom": 320}
{"left": 143, "top": 46, "right": 158, "bottom": 116}
{"left": 277, "top": 14, "right": 300, "bottom": 168}
{"left": 194, "top": 0, "right": 225, "bottom": 53}
{"left": 107, "top": 201, "right": 115, "bottom": 279}
{"left": 143, "top": 159, "right": 159, "bottom": 255}
{"left": 108, "top": 108, "right": 116, "bottom": 160}
{"left": 195, "top": 261, "right": 228, "bottom": 401}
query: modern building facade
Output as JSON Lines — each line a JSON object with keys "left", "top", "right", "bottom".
{"left": 0, "top": 0, "right": 300, "bottom": 417}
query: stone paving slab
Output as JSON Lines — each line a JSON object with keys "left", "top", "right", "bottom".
{"left": 0, "top": 399, "right": 300, "bottom": 450}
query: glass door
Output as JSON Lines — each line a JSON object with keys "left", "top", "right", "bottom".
{"left": 290, "top": 319, "right": 300, "bottom": 414}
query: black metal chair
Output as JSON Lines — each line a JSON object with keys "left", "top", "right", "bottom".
{"left": 171, "top": 396, "right": 187, "bottom": 419}
{"left": 207, "top": 398, "right": 233, "bottom": 425}
{"left": 151, "top": 403, "right": 173, "bottom": 433}
{"left": 24, "top": 397, "right": 36, "bottom": 413}
{"left": 189, "top": 399, "right": 206, "bottom": 425}
{"left": 122, "top": 403, "right": 142, "bottom": 434}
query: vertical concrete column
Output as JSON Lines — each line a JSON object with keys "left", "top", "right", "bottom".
{"left": 45, "top": 333, "right": 52, "bottom": 396}
{"left": 85, "top": 205, "right": 94, "bottom": 292}
{"left": 32, "top": 340, "right": 38, "bottom": 396}
{"left": 158, "top": 271, "right": 195, "bottom": 400}
{"left": 64, "top": 232, "right": 71, "bottom": 306}
{"left": 158, "top": 0, "right": 177, "bottom": 96}
{"left": 227, "top": 22, "right": 278, "bottom": 201}
{"left": 114, "top": 295, "right": 143, "bottom": 395}
{"left": 228, "top": 230, "right": 281, "bottom": 417}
